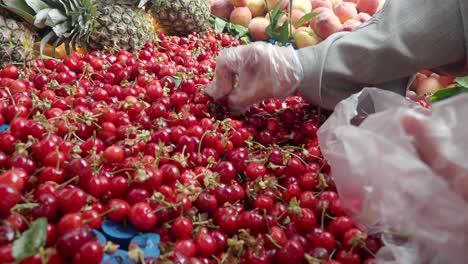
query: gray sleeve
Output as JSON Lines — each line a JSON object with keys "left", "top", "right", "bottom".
{"left": 295, "top": 0, "right": 467, "bottom": 110}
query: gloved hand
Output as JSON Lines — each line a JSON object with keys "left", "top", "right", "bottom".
{"left": 401, "top": 111, "right": 468, "bottom": 201}
{"left": 205, "top": 42, "right": 304, "bottom": 113}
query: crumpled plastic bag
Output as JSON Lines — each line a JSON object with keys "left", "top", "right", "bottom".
{"left": 317, "top": 88, "right": 468, "bottom": 264}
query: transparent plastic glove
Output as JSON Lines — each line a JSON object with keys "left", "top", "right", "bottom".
{"left": 205, "top": 42, "right": 303, "bottom": 113}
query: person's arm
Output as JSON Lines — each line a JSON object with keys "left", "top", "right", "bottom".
{"left": 297, "top": 0, "right": 467, "bottom": 110}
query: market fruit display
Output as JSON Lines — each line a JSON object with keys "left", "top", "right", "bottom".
{"left": 2, "top": 0, "right": 156, "bottom": 54}
{"left": 0, "top": 26, "right": 387, "bottom": 263}
{"left": 0, "top": 8, "right": 35, "bottom": 66}
{"left": 208, "top": 0, "right": 384, "bottom": 48}
{"left": 140, "top": 0, "right": 211, "bottom": 36}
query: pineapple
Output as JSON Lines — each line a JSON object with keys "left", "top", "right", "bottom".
{"left": 87, "top": 0, "right": 156, "bottom": 52}
{"left": 0, "top": 8, "right": 35, "bottom": 66}
{"left": 139, "top": 0, "right": 211, "bottom": 36}
{"left": 1, "top": 0, "right": 156, "bottom": 56}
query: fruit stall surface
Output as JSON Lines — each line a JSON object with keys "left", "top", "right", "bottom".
{"left": 0, "top": 0, "right": 461, "bottom": 264}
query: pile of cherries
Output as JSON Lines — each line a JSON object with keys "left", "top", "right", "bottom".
{"left": 0, "top": 29, "right": 380, "bottom": 264}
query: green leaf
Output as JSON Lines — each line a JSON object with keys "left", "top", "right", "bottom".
{"left": 214, "top": 17, "right": 227, "bottom": 33}
{"left": 231, "top": 24, "right": 248, "bottom": 37}
{"left": 34, "top": 8, "right": 51, "bottom": 28}
{"left": 296, "top": 12, "right": 318, "bottom": 27}
{"left": 11, "top": 203, "right": 39, "bottom": 211}
{"left": 278, "top": 21, "right": 290, "bottom": 44}
{"left": 265, "top": 24, "right": 274, "bottom": 38}
{"left": 138, "top": 0, "right": 150, "bottom": 8}
{"left": 268, "top": 0, "right": 284, "bottom": 28}
{"left": 25, "top": 0, "right": 48, "bottom": 12}
{"left": 45, "top": 9, "right": 67, "bottom": 27}
{"left": 454, "top": 76, "right": 468, "bottom": 88}
{"left": 240, "top": 36, "right": 251, "bottom": 44}
{"left": 173, "top": 76, "right": 183, "bottom": 89}
{"left": 430, "top": 86, "right": 468, "bottom": 102}
{"left": 12, "top": 218, "right": 48, "bottom": 261}
{"left": 2, "top": 0, "right": 37, "bottom": 24}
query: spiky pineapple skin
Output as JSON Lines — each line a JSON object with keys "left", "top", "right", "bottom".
{"left": 150, "top": 0, "right": 211, "bottom": 36}
{"left": 0, "top": 8, "right": 35, "bottom": 66}
{"left": 85, "top": 1, "right": 156, "bottom": 52}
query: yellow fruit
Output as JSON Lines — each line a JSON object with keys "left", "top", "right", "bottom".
{"left": 34, "top": 42, "right": 87, "bottom": 58}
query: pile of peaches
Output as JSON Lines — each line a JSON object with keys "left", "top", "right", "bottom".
{"left": 210, "top": 0, "right": 385, "bottom": 48}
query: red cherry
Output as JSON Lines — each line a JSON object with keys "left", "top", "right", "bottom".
{"left": 0, "top": 184, "right": 20, "bottom": 217}
{"left": 73, "top": 241, "right": 104, "bottom": 264}
{"left": 128, "top": 202, "right": 157, "bottom": 231}
{"left": 172, "top": 217, "right": 193, "bottom": 240}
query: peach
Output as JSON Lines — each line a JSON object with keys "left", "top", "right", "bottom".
{"left": 416, "top": 76, "right": 443, "bottom": 96}
{"left": 230, "top": 7, "right": 253, "bottom": 27}
{"left": 310, "top": 7, "right": 334, "bottom": 28}
{"left": 211, "top": 0, "right": 235, "bottom": 19}
{"left": 356, "top": 0, "right": 380, "bottom": 15}
{"left": 311, "top": 0, "right": 332, "bottom": 10}
{"left": 290, "top": 0, "right": 312, "bottom": 13}
{"left": 333, "top": 2, "right": 357, "bottom": 23}
{"left": 312, "top": 11, "right": 342, "bottom": 39}
{"left": 230, "top": 0, "right": 249, "bottom": 7}
{"left": 266, "top": 0, "right": 289, "bottom": 10}
{"left": 342, "top": 19, "right": 361, "bottom": 31}
{"left": 352, "top": 12, "right": 371, "bottom": 23}
{"left": 329, "top": 0, "right": 342, "bottom": 8}
{"left": 248, "top": 0, "right": 267, "bottom": 16}
{"left": 293, "top": 27, "right": 323, "bottom": 48}
{"left": 290, "top": 9, "right": 307, "bottom": 27}
{"left": 248, "top": 17, "right": 270, "bottom": 40}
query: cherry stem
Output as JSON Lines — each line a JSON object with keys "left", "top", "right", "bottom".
{"left": 56, "top": 175, "right": 79, "bottom": 189}
{"left": 109, "top": 168, "right": 136, "bottom": 175}
{"left": 4, "top": 87, "right": 16, "bottom": 106}
{"left": 328, "top": 249, "right": 337, "bottom": 260}
{"left": 55, "top": 146, "right": 61, "bottom": 170}
{"left": 321, "top": 205, "right": 327, "bottom": 230}
{"left": 192, "top": 220, "right": 210, "bottom": 226}
{"left": 83, "top": 206, "right": 119, "bottom": 224}
{"left": 265, "top": 234, "right": 282, "bottom": 249}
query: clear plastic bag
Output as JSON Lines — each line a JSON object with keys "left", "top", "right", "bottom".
{"left": 317, "top": 88, "right": 468, "bottom": 264}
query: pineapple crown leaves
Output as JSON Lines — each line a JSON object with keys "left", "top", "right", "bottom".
{"left": 2, "top": 0, "right": 98, "bottom": 56}
{"left": 137, "top": 0, "right": 148, "bottom": 8}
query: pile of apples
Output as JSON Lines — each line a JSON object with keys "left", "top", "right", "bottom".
{"left": 210, "top": 0, "right": 385, "bottom": 48}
